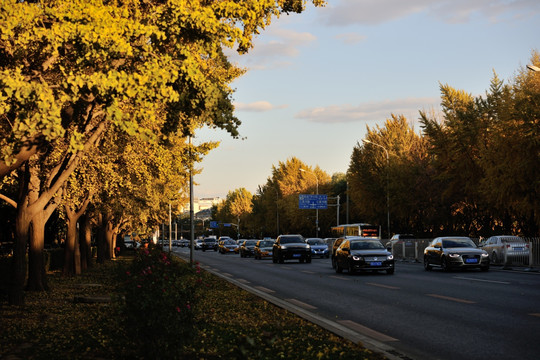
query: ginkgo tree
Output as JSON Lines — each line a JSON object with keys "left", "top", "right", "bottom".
{"left": 0, "top": 0, "right": 325, "bottom": 305}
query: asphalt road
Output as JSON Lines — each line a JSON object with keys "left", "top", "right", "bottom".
{"left": 171, "top": 247, "right": 540, "bottom": 360}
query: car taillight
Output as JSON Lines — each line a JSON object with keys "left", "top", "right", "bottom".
{"left": 506, "top": 244, "right": 511, "bottom": 248}
{"left": 526, "top": 244, "right": 530, "bottom": 249}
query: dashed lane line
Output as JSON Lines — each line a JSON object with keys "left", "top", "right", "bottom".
{"left": 286, "top": 298, "right": 317, "bottom": 310}
{"left": 366, "top": 282, "right": 401, "bottom": 290}
{"left": 337, "top": 320, "right": 399, "bottom": 342}
{"left": 454, "top": 276, "right": 510, "bottom": 284}
{"left": 329, "top": 275, "right": 350, "bottom": 281}
{"left": 254, "top": 286, "right": 275, "bottom": 293}
{"left": 426, "top": 293, "right": 476, "bottom": 304}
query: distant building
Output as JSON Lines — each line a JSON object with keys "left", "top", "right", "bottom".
{"left": 181, "top": 197, "right": 222, "bottom": 218}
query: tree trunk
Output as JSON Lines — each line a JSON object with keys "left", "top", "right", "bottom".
{"left": 8, "top": 201, "right": 31, "bottom": 305}
{"left": 106, "top": 220, "right": 115, "bottom": 260}
{"left": 26, "top": 211, "right": 49, "bottom": 291}
{"left": 96, "top": 213, "right": 108, "bottom": 264}
{"left": 79, "top": 214, "right": 93, "bottom": 270}
{"left": 63, "top": 215, "right": 78, "bottom": 276}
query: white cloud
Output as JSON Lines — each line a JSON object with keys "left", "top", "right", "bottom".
{"left": 226, "top": 28, "right": 317, "bottom": 70}
{"left": 335, "top": 32, "right": 367, "bottom": 44}
{"left": 295, "top": 97, "right": 440, "bottom": 123}
{"left": 320, "top": 0, "right": 540, "bottom": 26}
{"left": 234, "top": 101, "right": 288, "bottom": 112}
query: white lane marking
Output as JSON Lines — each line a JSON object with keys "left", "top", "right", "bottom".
{"left": 338, "top": 320, "right": 399, "bottom": 342}
{"left": 454, "top": 276, "right": 510, "bottom": 284}
{"left": 426, "top": 293, "right": 476, "bottom": 304}
{"left": 254, "top": 286, "right": 275, "bottom": 293}
{"left": 301, "top": 270, "right": 316, "bottom": 274}
{"left": 366, "top": 282, "right": 400, "bottom": 290}
{"left": 221, "top": 272, "right": 232, "bottom": 277}
{"left": 236, "top": 278, "right": 250, "bottom": 284}
{"left": 286, "top": 298, "right": 317, "bottom": 310}
{"left": 329, "top": 275, "right": 350, "bottom": 281}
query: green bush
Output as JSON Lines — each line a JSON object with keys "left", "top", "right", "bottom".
{"left": 116, "top": 246, "right": 198, "bottom": 359}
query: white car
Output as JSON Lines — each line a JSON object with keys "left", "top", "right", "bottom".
{"left": 482, "top": 235, "right": 529, "bottom": 265}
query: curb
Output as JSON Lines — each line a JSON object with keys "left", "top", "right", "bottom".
{"left": 172, "top": 251, "right": 410, "bottom": 360}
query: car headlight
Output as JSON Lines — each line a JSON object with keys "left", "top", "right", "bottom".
{"left": 481, "top": 253, "right": 489, "bottom": 258}
{"left": 449, "top": 253, "right": 461, "bottom": 258}
{"left": 280, "top": 245, "right": 287, "bottom": 250}
{"left": 352, "top": 255, "right": 362, "bottom": 261}
{"left": 387, "top": 254, "right": 394, "bottom": 260}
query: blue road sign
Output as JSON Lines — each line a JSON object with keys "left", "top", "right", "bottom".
{"left": 299, "top": 194, "right": 328, "bottom": 209}
{"left": 210, "top": 221, "right": 218, "bottom": 229}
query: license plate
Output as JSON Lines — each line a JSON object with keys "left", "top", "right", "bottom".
{"left": 293, "top": 254, "right": 301, "bottom": 258}
{"left": 514, "top": 247, "right": 523, "bottom": 251}
{"left": 465, "top": 258, "right": 478, "bottom": 263}
{"left": 370, "top": 261, "right": 382, "bottom": 266}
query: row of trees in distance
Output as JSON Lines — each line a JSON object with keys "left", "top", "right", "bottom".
{"left": 212, "top": 52, "right": 540, "bottom": 240}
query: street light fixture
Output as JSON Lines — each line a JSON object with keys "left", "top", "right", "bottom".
{"left": 527, "top": 64, "right": 540, "bottom": 72}
{"left": 300, "top": 168, "right": 319, "bottom": 237}
{"left": 362, "top": 139, "right": 390, "bottom": 239}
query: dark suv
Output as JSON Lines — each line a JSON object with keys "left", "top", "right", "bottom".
{"left": 201, "top": 237, "right": 217, "bottom": 251}
{"left": 272, "top": 235, "right": 311, "bottom": 263}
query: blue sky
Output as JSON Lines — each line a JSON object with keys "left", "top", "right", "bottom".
{"left": 193, "top": 0, "right": 540, "bottom": 199}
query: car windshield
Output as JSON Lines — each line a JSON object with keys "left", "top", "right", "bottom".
{"left": 244, "top": 240, "right": 257, "bottom": 246}
{"left": 442, "top": 238, "right": 476, "bottom": 248}
{"left": 280, "top": 237, "right": 303, "bottom": 244}
{"left": 259, "top": 241, "right": 274, "bottom": 247}
{"left": 307, "top": 239, "right": 325, "bottom": 245}
{"left": 224, "top": 240, "right": 236, "bottom": 245}
{"left": 350, "top": 241, "right": 384, "bottom": 250}
{"left": 204, "top": 239, "right": 215, "bottom": 243}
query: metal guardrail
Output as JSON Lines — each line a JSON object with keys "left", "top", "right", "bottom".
{"left": 387, "top": 237, "right": 540, "bottom": 268}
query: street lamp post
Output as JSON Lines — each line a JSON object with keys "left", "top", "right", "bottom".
{"left": 300, "top": 168, "right": 319, "bottom": 237}
{"left": 362, "top": 139, "right": 390, "bottom": 239}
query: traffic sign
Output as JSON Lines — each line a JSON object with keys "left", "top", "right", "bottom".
{"left": 299, "top": 194, "right": 328, "bottom": 209}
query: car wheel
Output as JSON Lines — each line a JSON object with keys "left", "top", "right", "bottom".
{"left": 491, "top": 252, "right": 498, "bottom": 264}
{"left": 306, "top": 257, "right": 311, "bottom": 263}
{"left": 202, "top": 248, "right": 206, "bottom": 252}
{"left": 278, "top": 253, "right": 284, "bottom": 264}
{"left": 386, "top": 268, "right": 395, "bottom": 275}
{"left": 348, "top": 262, "right": 355, "bottom": 274}
{"left": 441, "top": 257, "right": 450, "bottom": 272}
{"left": 424, "top": 257, "right": 432, "bottom": 271}
{"left": 331, "top": 257, "right": 336, "bottom": 269}
{"left": 272, "top": 254, "right": 277, "bottom": 263}
{"left": 335, "top": 261, "right": 343, "bottom": 273}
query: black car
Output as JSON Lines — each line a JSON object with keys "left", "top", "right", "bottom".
{"left": 424, "top": 236, "right": 489, "bottom": 271}
{"left": 334, "top": 237, "right": 394, "bottom": 274}
{"left": 272, "top": 235, "right": 311, "bottom": 263}
{"left": 239, "top": 239, "right": 258, "bottom": 257}
{"left": 201, "top": 237, "right": 218, "bottom": 252}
